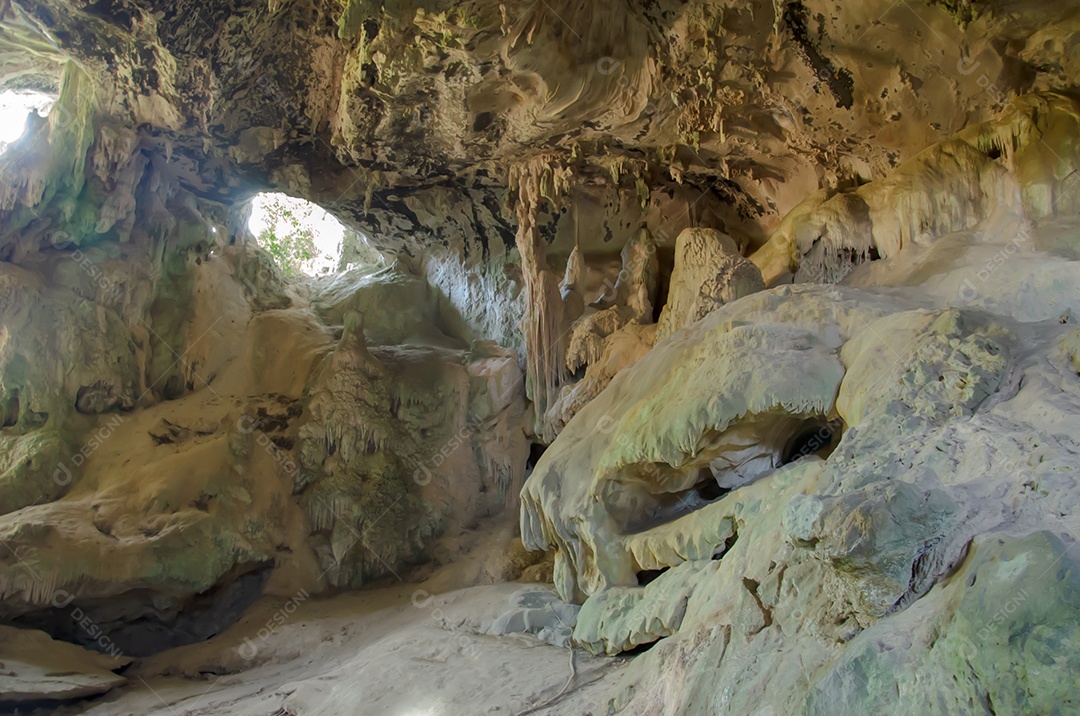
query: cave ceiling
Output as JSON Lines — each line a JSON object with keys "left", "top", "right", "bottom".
{"left": 2, "top": 0, "right": 1077, "bottom": 257}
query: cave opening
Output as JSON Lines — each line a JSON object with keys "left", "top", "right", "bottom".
{"left": 780, "top": 417, "right": 843, "bottom": 465}
{"left": 694, "top": 468, "right": 731, "bottom": 501}
{"left": 0, "top": 90, "right": 55, "bottom": 154}
{"left": 652, "top": 244, "right": 677, "bottom": 323}
{"left": 0, "top": 390, "right": 18, "bottom": 428}
{"left": 615, "top": 416, "right": 846, "bottom": 536}
{"left": 246, "top": 192, "right": 346, "bottom": 277}
{"left": 526, "top": 442, "right": 548, "bottom": 472}
{"left": 636, "top": 567, "right": 670, "bottom": 586}
{"left": 244, "top": 192, "right": 384, "bottom": 278}
{"left": 620, "top": 639, "right": 661, "bottom": 656}
{"left": 7, "top": 562, "right": 274, "bottom": 658}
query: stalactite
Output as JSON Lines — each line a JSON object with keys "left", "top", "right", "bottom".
{"left": 508, "top": 157, "right": 572, "bottom": 439}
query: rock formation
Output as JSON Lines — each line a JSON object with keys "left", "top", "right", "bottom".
{"left": 521, "top": 94, "right": 1080, "bottom": 712}
{"left": 0, "top": 0, "right": 1078, "bottom": 713}
{"left": 656, "top": 227, "right": 765, "bottom": 341}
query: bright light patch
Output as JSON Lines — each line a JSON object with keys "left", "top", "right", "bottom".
{"left": 0, "top": 91, "right": 54, "bottom": 152}
{"left": 247, "top": 192, "right": 346, "bottom": 277}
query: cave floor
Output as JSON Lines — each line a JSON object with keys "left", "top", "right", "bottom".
{"left": 61, "top": 583, "right": 623, "bottom": 716}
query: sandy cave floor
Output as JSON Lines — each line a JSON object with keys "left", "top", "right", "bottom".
{"left": 47, "top": 583, "right": 624, "bottom": 716}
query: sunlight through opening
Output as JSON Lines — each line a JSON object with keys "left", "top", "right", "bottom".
{"left": 0, "top": 91, "right": 55, "bottom": 154}
{"left": 247, "top": 192, "right": 347, "bottom": 277}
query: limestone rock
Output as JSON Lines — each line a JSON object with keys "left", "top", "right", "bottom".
{"left": 804, "top": 531, "right": 1080, "bottom": 715}
{"left": 564, "top": 306, "right": 639, "bottom": 377}
{"left": 519, "top": 114, "right": 1080, "bottom": 712}
{"left": 486, "top": 585, "right": 579, "bottom": 648}
{"left": 0, "top": 240, "right": 527, "bottom": 655}
{"left": 656, "top": 228, "right": 765, "bottom": 342}
{"left": 612, "top": 228, "right": 659, "bottom": 322}
{"left": 294, "top": 313, "right": 527, "bottom": 588}
{"left": 0, "top": 625, "right": 129, "bottom": 702}
{"left": 312, "top": 263, "right": 445, "bottom": 346}
{"left": 753, "top": 93, "right": 1080, "bottom": 285}
{"left": 785, "top": 483, "right": 960, "bottom": 620}
{"left": 0, "top": 431, "right": 77, "bottom": 517}
{"left": 546, "top": 321, "right": 657, "bottom": 436}
{"left": 523, "top": 288, "right": 857, "bottom": 601}
{"left": 574, "top": 561, "right": 719, "bottom": 656}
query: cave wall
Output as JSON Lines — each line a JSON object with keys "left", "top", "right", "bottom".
{"left": 0, "top": 0, "right": 1079, "bottom": 702}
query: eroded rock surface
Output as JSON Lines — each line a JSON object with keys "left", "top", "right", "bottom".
{"left": 655, "top": 228, "right": 765, "bottom": 342}
{"left": 521, "top": 110, "right": 1080, "bottom": 712}
{"left": 0, "top": 0, "right": 1079, "bottom": 713}
{"left": 0, "top": 625, "right": 129, "bottom": 703}
{"left": 0, "top": 234, "right": 528, "bottom": 659}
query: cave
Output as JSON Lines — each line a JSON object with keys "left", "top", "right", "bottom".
{"left": 525, "top": 441, "right": 547, "bottom": 471}
{"left": 780, "top": 418, "right": 843, "bottom": 466}
{"left": 1, "top": 0, "right": 1079, "bottom": 713}
{"left": 9, "top": 563, "right": 273, "bottom": 657}
{"left": 636, "top": 567, "right": 669, "bottom": 587}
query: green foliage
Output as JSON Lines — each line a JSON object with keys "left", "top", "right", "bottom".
{"left": 256, "top": 199, "right": 317, "bottom": 276}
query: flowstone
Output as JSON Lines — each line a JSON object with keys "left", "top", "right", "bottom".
{"left": 521, "top": 104, "right": 1080, "bottom": 711}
